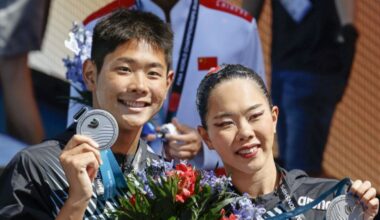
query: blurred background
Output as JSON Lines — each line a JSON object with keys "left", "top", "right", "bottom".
{"left": 0, "top": 0, "right": 379, "bottom": 194}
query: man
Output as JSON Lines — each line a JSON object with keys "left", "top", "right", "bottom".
{"left": 243, "top": 0, "right": 358, "bottom": 175}
{"left": 67, "top": 0, "right": 265, "bottom": 169}
{"left": 0, "top": 9, "right": 174, "bottom": 219}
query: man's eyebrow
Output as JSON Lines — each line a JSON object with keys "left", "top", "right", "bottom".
{"left": 147, "top": 62, "right": 164, "bottom": 69}
{"left": 114, "top": 57, "right": 135, "bottom": 64}
{"left": 114, "top": 57, "right": 164, "bottom": 69}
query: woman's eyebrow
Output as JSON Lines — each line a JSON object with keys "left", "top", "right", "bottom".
{"left": 244, "top": 104, "right": 262, "bottom": 114}
{"left": 213, "top": 112, "right": 233, "bottom": 120}
{"left": 213, "top": 104, "right": 262, "bottom": 120}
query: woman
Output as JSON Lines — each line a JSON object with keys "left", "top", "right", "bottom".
{"left": 196, "top": 64, "right": 379, "bottom": 219}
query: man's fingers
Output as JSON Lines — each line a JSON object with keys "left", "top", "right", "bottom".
{"left": 62, "top": 151, "right": 100, "bottom": 170}
{"left": 87, "top": 162, "right": 99, "bottom": 182}
{"left": 65, "top": 134, "right": 99, "bottom": 150}
{"left": 60, "top": 143, "right": 102, "bottom": 165}
{"left": 61, "top": 152, "right": 99, "bottom": 181}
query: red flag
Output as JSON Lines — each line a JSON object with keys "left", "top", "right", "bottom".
{"left": 198, "top": 57, "right": 218, "bottom": 71}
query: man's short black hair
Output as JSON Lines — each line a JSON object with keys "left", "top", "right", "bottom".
{"left": 91, "top": 9, "right": 173, "bottom": 72}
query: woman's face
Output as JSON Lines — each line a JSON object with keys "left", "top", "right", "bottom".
{"left": 199, "top": 78, "right": 278, "bottom": 175}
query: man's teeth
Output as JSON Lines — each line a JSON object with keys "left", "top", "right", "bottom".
{"left": 238, "top": 147, "right": 257, "bottom": 154}
{"left": 124, "top": 101, "right": 145, "bottom": 107}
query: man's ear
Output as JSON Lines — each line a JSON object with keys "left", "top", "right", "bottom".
{"left": 166, "top": 70, "right": 174, "bottom": 88}
{"left": 197, "top": 126, "right": 214, "bottom": 150}
{"left": 82, "top": 59, "right": 97, "bottom": 91}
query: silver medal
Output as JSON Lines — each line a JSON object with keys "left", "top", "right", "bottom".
{"left": 75, "top": 108, "right": 119, "bottom": 197}
{"left": 326, "top": 194, "right": 364, "bottom": 220}
{"left": 76, "top": 109, "right": 118, "bottom": 150}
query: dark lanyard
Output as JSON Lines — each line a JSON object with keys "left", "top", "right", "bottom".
{"left": 165, "top": 0, "right": 199, "bottom": 123}
{"left": 265, "top": 178, "right": 351, "bottom": 220}
{"left": 259, "top": 169, "right": 303, "bottom": 219}
{"left": 276, "top": 172, "right": 302, "bottom": 212}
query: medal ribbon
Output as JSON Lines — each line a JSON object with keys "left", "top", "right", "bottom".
{"left": 99, "top": 148, "right": 127, "bottom": 200}
{"left": 266, "top": 178, "right": 351, "bottom": 220}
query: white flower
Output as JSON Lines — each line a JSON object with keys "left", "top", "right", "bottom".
{"left": 64, "top": 32, "right": 80, "bottom": 55}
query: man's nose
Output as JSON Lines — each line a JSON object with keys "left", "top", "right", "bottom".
{"left": 128, "top": 73, "right": 148, "bottom": 94}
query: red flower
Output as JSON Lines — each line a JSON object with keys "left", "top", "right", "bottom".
{"left": 220, "top": 209, "right": 237, "bottom": 220}
{"left": 221, "top": 214, "right": 237, "bottom": 220}
{"left": 129, "top": 195, "right": 136, "bottom": 206}
{"left": 214, "top": 167, "right": 227, "bottom": 177}
{"left": 167, "top": 163, "right": 197, "bottom": 203}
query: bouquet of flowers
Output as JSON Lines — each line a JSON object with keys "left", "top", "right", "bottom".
{"left": 112, "top": 160, "right": 265, "bottom": 220}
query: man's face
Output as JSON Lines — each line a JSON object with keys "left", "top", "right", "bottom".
{"left": 84, "top": 39, "right": 173, "bottom": 131}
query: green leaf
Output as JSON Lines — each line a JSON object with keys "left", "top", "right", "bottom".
{"left": 209, "top": 197, "right": 236, "bottom": 214}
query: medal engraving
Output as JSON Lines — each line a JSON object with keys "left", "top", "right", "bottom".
{"left": 76, "top": 109, "right": 118, "bottom": 150}
{"left": 326, "top": 194, "right": 364, "bottom": 220}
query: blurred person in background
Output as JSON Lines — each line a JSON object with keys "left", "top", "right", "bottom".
{"left": 243, "top": 0, "right": 358, "bottom": 176}
{"left": 0, "top": 0, "right": 50, "bottom": 144}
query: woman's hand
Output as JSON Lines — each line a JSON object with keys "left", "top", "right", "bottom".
{"left": 349, "top": 180, "right": 379, "bottom": 220}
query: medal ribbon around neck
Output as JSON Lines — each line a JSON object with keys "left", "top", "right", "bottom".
{"left": 266, "top": 178, "right": 353, "bottom": 220}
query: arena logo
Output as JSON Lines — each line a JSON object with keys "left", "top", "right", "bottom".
{"left": 298, "top": 196, "right": 331, "bottom": 210}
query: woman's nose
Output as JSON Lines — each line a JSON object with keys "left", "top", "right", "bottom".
{"left": 237, "top": 120, "right": 255, "bottom": 141}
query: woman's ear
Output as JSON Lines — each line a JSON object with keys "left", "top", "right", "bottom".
{"left": 197, "top": 126, "right": 214, "bottom": 150}
{"left": 271, "top": 106, "right": 279, "bottom": 134}
{"left": 82, "top": 59, "right": 97, "bottom": 91}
